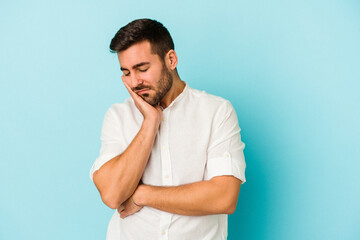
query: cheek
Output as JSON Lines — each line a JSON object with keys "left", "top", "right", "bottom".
{"left": 123, "top": 77, "right": 131, "bottom": 85}
{"left": 122, "top": 76, "right": 134, "bottom": 88}
{"left": 141, "top": 71, "right": 161, "bottom": 84}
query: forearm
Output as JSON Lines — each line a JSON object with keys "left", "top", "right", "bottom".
{"left": 93, "top": 119, "right": 158, "bottom": 209}
{"left": 135, "top": 176, "right": 241, "bottom": 216}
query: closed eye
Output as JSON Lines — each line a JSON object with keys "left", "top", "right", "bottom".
{"left": 121, "top": 70, "right": 130, "bottom": 76}
{"left": 138, "top": 68, "right": 148, "bottom": 72}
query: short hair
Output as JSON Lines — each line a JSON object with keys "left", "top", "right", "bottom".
{"left": 109, "top": 18, "right": 175, "bottom": 60}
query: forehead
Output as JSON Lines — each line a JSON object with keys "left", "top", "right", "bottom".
{"left": 117, "top": 41, "right": 160, "bottom": 68}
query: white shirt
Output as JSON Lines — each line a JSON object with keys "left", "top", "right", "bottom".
{"left": 90, "top": 83, "right": 246, "bottom": 240}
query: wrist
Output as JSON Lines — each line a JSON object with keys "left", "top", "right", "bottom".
{"left": 133, "top": 184, "right": 149, "bottom": 207}
{"left": 142, "top": 118, "right": 159, "bottom": 134}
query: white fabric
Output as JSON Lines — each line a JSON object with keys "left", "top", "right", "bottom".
{"left": 89, "top": 83, "right": 246, "bottom": 240}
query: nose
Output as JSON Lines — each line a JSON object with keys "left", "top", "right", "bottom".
{"left": 129, "top": 72, "right": 144, "bottom": 88}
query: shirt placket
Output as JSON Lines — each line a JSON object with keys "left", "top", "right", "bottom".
{"left": 159, "top": 109, "right": 173, "bottom": 240}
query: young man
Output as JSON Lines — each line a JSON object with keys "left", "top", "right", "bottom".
{"left": 89, "top": 18, "right": 246, "bottom": 240}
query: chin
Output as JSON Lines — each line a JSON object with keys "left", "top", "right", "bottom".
{"left": 148, "top": 99, "right": 159, "bottom": 106}
{"left": 142, "top": 96, "right": 157, "bottom": 106}
{"left": 141, "top": 94, "right": 159, "bottom": 106}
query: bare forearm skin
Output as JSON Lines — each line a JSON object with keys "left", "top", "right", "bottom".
{"left": 135, "top": 176, "right": 241, "bottom": 216}
{"left": 93, "top": 119, "right": 158, "bottom": 209}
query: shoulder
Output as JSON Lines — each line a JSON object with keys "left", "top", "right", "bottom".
{"left": 185, "top": 86, "right": 239, "bottom": 129}
{"left": 187, "top": 86, "right": 235, "bottom": 113}
{"left": 100, "top": 98, "right": 141, "bottom": 130}
{"left": 100, "top": 98, "right": 140, "bottom": 125}
{"left": 105, "top": 98, "right": 136, "bottom": 116}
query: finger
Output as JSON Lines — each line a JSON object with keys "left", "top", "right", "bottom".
{"left": 122, "top": 79, "right": 145, "bottom": 103}
{"left": 120, "top": 211, "right": 126, "bottom": 219}
{"left": 122, "top": 79, "right": 136, "bottom": 97}
{"left": 117, "top": 205, "right": 125, "bottom": 214}
{"left": 117, "top": 208, "right": 125, "bottom": 215}
{"left": 118, "top": 204, "right": 124, "bottom": 211}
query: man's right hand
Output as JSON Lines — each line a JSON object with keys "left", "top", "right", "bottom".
{"left": 122, "top": 76, "right": 162, "bottom": 128}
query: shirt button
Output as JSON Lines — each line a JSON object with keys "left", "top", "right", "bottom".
{"left": 161, "top": 230, "right": 166, "bottom": 235}
{"left": 225, "top": 152, "right": 231, "bottom": 158}
{"left": 162, "top": 117, "right": 166, "bottom": 122}
{"left": 165, "top": 174, "right": 169, "bottom": 179}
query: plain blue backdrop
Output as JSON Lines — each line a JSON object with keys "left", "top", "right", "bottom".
{"left": 1, "top": 0, "right": 359, "bottom": 239}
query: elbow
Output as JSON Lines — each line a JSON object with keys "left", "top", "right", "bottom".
{"left": 104, "top": 200, "right": 120, "bottom": 210}
{"left": 221, "top": 194, "right": 238, "bottom": 215}
{"left": 213, "top": 195, "right": 238, "bottom": 215}
{"left": 224, "top": 201, "right": 237, "bottom": 215}
{"left": 101, "top": 193, "right": 123, "bottom": 209}
{"left": 99, "top": 184, "right": 131, "bottom": 209}
{"left": 210, "top": 175, "right": 242, "bottom": 215}
{"left": 93, "top": 171, "right": 126, "bottom": 209}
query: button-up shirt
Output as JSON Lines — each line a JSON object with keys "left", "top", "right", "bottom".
{"left": 90, "top": 83, "right": 246, "bottom": 240}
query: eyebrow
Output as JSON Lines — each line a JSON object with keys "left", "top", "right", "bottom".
{"left": 120, "top": 62, "right": 150, "bottom": 71}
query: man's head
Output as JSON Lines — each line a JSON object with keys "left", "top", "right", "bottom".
{"left": 110, "top": 19, "right": 177, "bottom": 106}
{"left": 110, "top": 18, "right": 175, "bottom": 62}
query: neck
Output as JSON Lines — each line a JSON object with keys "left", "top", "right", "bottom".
{"left": 160, "top": 74, "right": 185, "bottom": 109}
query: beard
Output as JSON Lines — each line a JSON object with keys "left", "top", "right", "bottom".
{"left": 135, "top": 64, "right": 173, "bottom": 106}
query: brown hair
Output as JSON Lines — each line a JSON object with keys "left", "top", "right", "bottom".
{"left": 109, "top": 18, "right": 175, "bottom": 61}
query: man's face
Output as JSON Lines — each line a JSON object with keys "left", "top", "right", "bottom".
{"left": 118, "top": 41, "right": 173, "bottom": 106}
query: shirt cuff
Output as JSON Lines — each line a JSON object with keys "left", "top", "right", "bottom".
{"left": 205, "top": 151, "right": 246, "bottom": 184}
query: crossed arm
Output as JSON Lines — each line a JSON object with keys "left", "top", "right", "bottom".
{"left": 93, "top": 80, "right": 242, "bottom": 218}
{"left": 118, "top": 175, "right": 242, "bottom": 218}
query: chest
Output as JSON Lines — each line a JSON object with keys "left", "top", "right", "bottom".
{"left": 123, "top": 108, "right": 213, "bottom": 186}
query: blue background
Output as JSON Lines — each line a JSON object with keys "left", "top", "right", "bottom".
{"left": 1, "top": 0, "right": 359, "bottom": 239}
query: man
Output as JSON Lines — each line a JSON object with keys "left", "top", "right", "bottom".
{"left": 89, "top": 18, "right": 246, "bottom": 240}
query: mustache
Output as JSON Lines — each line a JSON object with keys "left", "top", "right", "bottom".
{"left": 132, "top": 84, "right": 152, "bottom": 91}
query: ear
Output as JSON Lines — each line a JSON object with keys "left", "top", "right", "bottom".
{"left": 165, "top": 50, "right": 178, "bottom": 70}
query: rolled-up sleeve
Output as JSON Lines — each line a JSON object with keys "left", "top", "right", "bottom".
{"left": 204, "top": 101, "right": 246, "bottom": 183}
{"left": 89, "top": 106, "right": 127, "bottom": 181}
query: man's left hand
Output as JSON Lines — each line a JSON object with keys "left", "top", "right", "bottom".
{"left": 117, "top": 187, "right": 144, "bottom": 218}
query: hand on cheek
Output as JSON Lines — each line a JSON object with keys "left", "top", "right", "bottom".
{"left": 122, "top": 76, "right": 163, "bottom": 125}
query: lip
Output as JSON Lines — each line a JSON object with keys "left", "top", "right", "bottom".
{"left": 135, "top": 89, "right": 150, "bottom": 94}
